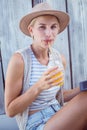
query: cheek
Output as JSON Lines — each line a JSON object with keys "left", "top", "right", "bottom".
{"left": 34, "top": 30, "right": 43, "bottom": 38}
{"left": 53, "top": 31, "right": 58, "bottom": 37}
{"left": 33, "top": 31, "right": 43, "bottom": 41}
{"left": 55, "top": 28, "right": 59, "bottom": 35}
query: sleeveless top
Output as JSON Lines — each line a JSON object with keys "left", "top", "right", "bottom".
{"left": 15, "top": 45, "right": 64, "bottom": 130}
{"left": 29, "top": 47, "right": 60, "bottom": 111}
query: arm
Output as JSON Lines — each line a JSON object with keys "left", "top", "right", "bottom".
{"left": 63, "top": 87, "right": 80, "bottom": 102}
{"left": 5, "top": 53, "right": 62, "bottom": 117}
{"left": 56, "top": 87, "right": 80, "bottom": 104}
{"left": 5, "top": 53, "right": 41, "bottom": 117}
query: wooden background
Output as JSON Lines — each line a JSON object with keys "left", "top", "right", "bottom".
{"left": 0, "top": 0, "right": 87, "bottom": 113}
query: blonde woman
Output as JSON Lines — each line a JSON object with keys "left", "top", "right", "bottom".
{"left": 5, "top": 2, "right": 87, "bottom": 130}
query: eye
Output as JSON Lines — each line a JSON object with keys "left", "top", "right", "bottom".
{"left": 39, "top": 26, "right": 46, "bottom": 30}
{"left": 51, "top": 25, "right": 57, "bottom": 29}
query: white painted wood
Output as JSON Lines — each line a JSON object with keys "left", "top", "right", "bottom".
{"left": 67, "top": 0, "right": 87, "bottom": 87}
{"left": 0, "top": 62, "right": 5, "bottom": 114}
{"left": 0, "top": 0, "right": 32, "bottom": 76}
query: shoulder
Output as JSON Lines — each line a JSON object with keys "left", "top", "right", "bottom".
{"left": 8, "top": 53, "right": 24, "bottom": 75}
{"left": 7, "top": 47, "right": 30, "bottom": 77}
{"left": 16, "top": 46, "right": 31, "bottom": 56}
{"left": 5, "top": 53, "right": 24, "bottom": 87}
{"left": 11, "top": 53, "right": 24, "bottom": 65}
{"left": 60, "top": 54, "right": 66, "bottom": 69}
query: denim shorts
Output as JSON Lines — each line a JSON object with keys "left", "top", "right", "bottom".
{"left": 26, "top": 104, "right": 61, "bottom": 130}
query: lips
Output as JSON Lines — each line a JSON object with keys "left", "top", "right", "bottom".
{"left": 44, "top": 39, "right": 53, "bottom": 43}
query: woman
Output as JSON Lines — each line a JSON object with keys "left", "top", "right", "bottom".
{"left": 5, "top": 2, "right": 87, "bottom": 130}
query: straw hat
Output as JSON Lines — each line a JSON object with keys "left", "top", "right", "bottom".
{"left": 19, "top": 2, "right": 70, "bottom": 36}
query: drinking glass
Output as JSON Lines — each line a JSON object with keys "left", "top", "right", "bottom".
{"left": 48, "top": 47, "right": 64, "bottom": 106}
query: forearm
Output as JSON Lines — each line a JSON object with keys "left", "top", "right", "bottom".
{"left": 6, "top": 83, "right": 41, "bottom": 117}
{"left": 63, "top": 87, "right": 80, "bottom": 102}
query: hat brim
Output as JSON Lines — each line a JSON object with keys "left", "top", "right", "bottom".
{"left": 19, "top": 10, "right": 70, "bottom": 36}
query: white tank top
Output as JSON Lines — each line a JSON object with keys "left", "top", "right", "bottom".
{"left": 29, "top": 48, "right": 60, "bottom": 111}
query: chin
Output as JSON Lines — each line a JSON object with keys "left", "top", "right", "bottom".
{"left": 44, "top": 44, "right": 49, "bottom": 48}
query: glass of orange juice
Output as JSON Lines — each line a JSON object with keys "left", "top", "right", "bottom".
{"left": 51, "top": 69, "right": 64, "bottom": 86}
{"left": 48, "top": 46, "right": 64, "bottom": 106}
{"left": 48, "top": 47, "right": 64, "bottom": 87}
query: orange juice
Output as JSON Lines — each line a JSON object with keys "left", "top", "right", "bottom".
{"left": 51, "top": 71, "right": 64, "bottom": 86}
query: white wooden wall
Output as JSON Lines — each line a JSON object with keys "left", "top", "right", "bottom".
{"left": 67, "top": 0, "right": 87, "bottom": 87}
{"left": 0, "top": 0, "right": 87, "bottom": 109}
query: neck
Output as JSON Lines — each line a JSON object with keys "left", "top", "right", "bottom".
{"left": 31, "top": 44, "right": 49, "bottom": 58}
{"left": 31, "top": 44, "right": 49, "bottom": 65}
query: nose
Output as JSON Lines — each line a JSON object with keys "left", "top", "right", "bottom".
{"left": 45, "top": 28, "right": 52, "bottom": 37}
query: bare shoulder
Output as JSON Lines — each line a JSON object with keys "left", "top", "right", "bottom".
{"left": 7, "top": 52, "right": 24, "bottom": 74}
{"left": 5, "top": 52, "right": 24, "bottom": 91}
{"left": 10, "top": 52, "right": 24, "bottom": 67}
{"left": 61, "top": 54, "right": 66, "bottom": 69}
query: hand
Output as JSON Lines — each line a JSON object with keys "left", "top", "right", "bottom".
{"left": 36, "top": 66, "right": 64, "bottom": 91}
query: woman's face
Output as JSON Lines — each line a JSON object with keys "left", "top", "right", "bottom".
{"left": 28, "top": 15, "right": 60, "bottom": 48}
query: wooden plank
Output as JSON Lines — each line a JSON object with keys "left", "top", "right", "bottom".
{"left": 0, "top": 42, "right": 5, "bottom": 114}
{"left": 0, "top": 0, "right": 32, "bottom": 76}
{"left": 67, "top": 0, "right": 87, "bottom": 87}
{"left": 0, "top": 62, "right": 5, "bottom": 114}
{"left": 32, "top": 0, "right": 46, "bottom": 6}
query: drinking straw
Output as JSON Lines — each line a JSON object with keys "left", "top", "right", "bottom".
{"left": 49, "top": 44, "right": 56, "bottom": 65}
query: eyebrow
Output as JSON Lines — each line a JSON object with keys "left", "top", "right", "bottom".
{"left": 39, "top": 23, "right": 58, "bottom": 26}
{"left": 39, "top": 23, "right": 46, "bottom": 25}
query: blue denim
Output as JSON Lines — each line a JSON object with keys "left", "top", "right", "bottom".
{"left": 26, "top": 104, "right": 61, "bottom": 130}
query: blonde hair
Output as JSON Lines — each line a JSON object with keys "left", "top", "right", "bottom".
{"left": 28, "top": 18, "right": 37, "bottom": 28}
{"left": 27, "top": 18, "right": 37, "bottom": 37}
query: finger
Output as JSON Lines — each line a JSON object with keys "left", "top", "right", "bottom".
{"left": 48, "top": 69, "right": 64, "bottom": 79}
{"left": 51, "top": 78, "right": 64, "bottom": 87}
{"left": 45, "top": 69, "right": 60, "bottom": 80}
{"left": 48, "top": 74, "right": 64, "bottom": 84}
{"left": 43, "top": 66, "right": 58, "bottom": 75}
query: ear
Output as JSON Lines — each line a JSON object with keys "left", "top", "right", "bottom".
{"left": 28, "top": 26, "right": 33, "bottom": 37}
